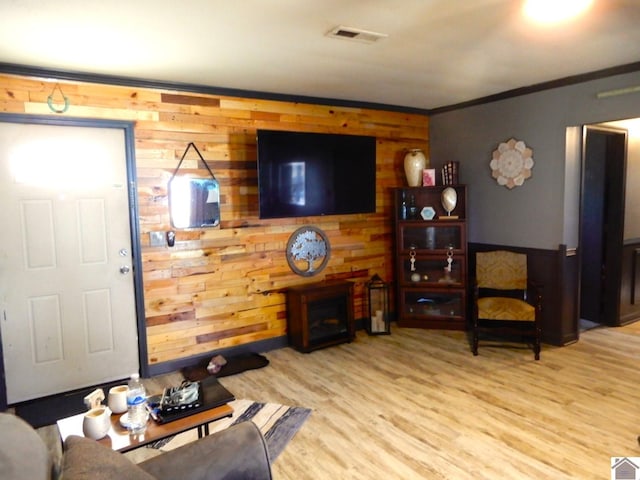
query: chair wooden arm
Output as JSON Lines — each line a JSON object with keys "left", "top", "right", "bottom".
{"left": 526, "top": 280, "right": 543, "bottom": 311}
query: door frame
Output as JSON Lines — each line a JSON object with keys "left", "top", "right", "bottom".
{"left": 0, "top": 113, "right": 148, "bottom": 411}
{"left": 579, "top": 125, "right": 628, "bottom": 328}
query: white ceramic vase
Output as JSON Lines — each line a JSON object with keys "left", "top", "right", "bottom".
{"left": 404, "top": 149, "right": 427, "bottom": 187}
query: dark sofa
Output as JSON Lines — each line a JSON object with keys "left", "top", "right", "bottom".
{"left": 0, "top": 412, "right": 272, "bottom": 480}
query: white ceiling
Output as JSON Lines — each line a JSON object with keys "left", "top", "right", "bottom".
{"left": 1, "top": 0, "right": 639, "bottom": 110}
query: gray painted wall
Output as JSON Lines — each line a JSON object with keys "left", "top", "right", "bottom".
{"left": 430, "top": 70, "right": 640, "bottom": 250}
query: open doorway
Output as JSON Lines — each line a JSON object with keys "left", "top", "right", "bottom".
{"left": 579, "top": 125, "right": 627, "bottom": 330}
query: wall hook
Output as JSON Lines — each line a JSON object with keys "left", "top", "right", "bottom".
{"left": 47, "top": 83, "right": 70, "bottom": 114}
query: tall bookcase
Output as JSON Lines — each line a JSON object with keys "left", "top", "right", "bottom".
{"left": 393, "top": 185, "right": 467, "bottom": 330}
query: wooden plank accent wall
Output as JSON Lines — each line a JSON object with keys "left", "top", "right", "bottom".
{"left": 0, "top": 73, "right": 429, "bottom": 367}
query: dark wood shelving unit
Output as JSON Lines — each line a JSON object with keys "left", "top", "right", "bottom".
{"left": 393, "top": 185, "right": 467, "bottom": 330}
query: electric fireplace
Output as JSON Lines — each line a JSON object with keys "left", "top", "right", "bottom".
{"left": 286, "top": 281, "right": 354, "bottom": 352}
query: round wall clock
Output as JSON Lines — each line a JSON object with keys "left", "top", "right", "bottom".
{"left": 490, "top": 138, "right": 534, "bottom": 189}
{"left": 286, "top": 226, "right": 331, "bottom": 276}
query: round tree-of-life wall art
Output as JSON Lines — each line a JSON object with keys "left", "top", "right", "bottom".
{"left": 286, "top": 226, "right": 331, "bottom": 277}
{"left": 490, "top": 138, "right": 534, "bottom": 189}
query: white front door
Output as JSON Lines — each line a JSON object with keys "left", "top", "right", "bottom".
{"left": 0, "top": 121, "right": 140, "bottom": 404}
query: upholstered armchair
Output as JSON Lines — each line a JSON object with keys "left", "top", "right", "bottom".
{"left": 472, "top": 250, "right": 542, "bottom": 360}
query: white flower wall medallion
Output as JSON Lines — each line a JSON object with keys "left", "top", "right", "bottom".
{"left": 286, "top": 226, "right": 331, "bottom": 276}
{"left": 490, "top": 138, "right": 534, "bottom": 189}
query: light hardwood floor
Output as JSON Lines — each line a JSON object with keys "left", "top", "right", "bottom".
{"left": 215, "top": 323, "right": 640, "bottom": 479}
{"left": 42, "top": 323, "right": 640, "bottom": 479}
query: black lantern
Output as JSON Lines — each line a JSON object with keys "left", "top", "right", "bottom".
{"left": 366, "top": 274, "right": 390, "bottom": 335}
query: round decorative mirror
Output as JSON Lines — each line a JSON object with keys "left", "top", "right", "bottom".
{"left": 441, "top": 187, "right": 457, "bottom": 216}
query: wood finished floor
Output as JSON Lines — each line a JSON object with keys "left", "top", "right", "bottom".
{"left": 40, "top": 322, "right": 640, "bottom": 479}
{"left": 214, "top": 323, "right": 640, "bottom": 479}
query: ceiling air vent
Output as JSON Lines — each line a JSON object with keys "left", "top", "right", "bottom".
{"left": 326, "top": 26, "right": 388, "bottom": 44}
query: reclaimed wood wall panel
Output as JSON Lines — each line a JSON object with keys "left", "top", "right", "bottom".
{"left": 0, "top": 73, "right": 429, "bottom": 367}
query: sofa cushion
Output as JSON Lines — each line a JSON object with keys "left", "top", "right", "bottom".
{"left": 0, "top": 413, "right": 52, "bottom": 480}
{"left": 63, "top": 435, "right": 155, "bottom": 480}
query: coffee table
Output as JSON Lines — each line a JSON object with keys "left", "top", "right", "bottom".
{"left": 57, "top": 403, "right": 233, "bottom": 453}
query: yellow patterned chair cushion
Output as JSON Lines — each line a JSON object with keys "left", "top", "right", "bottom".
{"left": 476, "top": 250, "right": 527, "bottom": 290}
{"left": 477, "top": 297, "right": 535, "bottom": 321}
{"left": 473, "top": 250, "right": 541, "bottom": 359}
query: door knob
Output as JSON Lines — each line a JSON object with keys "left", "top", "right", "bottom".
{"left": 120, "top": 265, "right": 131, "bottom": 274}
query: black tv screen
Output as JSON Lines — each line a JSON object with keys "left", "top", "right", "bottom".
{"left": 257, "top": 130, "right": 376, "bottom": 219}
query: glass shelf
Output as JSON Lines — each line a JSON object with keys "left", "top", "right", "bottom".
{"left": 400, "top": 225, "right": 462, "bottom": 251}
{"left": 402, "top": 290, "right": 464, "bottom": 318}
{"left": 402, "top": 258, "right": 463, "bottom": 285}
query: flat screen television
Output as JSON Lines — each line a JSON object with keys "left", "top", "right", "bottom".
{"left": 257, "top": 130, "right": 376, "bottom": 219}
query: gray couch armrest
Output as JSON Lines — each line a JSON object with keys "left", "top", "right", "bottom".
{"left": 0, "top": 413, "right": 52, "bottom": 480}
{"left": 138, "top": 421, "right": 272, "bottom": 480}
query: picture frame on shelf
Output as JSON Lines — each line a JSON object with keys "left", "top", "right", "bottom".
{"left": 422, "top": 168, "right": 436, "bottom": 186}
